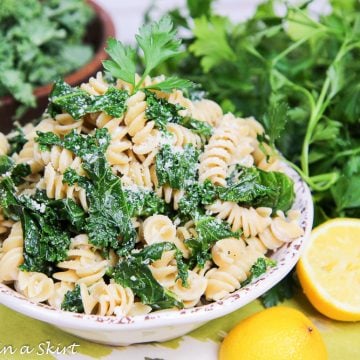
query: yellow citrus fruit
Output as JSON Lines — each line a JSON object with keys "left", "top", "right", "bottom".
{"left": 297, "top": 218, "right": 360, "bottom": 321}
{"left": 219, "top": 306, "right": 327, "bottom": 360}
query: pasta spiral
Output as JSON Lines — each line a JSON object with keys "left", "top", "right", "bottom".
{"left": 124, "top": 91, "right": 147, "bottom": 137}
{"left": 192, "top": 99, "right": 223, "bottom": 127}
{"left": 106, "top": 126, "right": 132, "bottom": 167}
{"left": 166, "top": 123, "right": 202, "bottom": 149}
{"left": 0, "top": 210, "right": 14, "bottom": 236}
{"left": 0, "top": 222, "right": 24, "bottom": 283}
{"left": 15, "top": 271, "right": 55, "bottom": 303}
{"left": 155, "top": 185, "right": 185, "bottom": 211}
{"left": 171, "top": 270, "right": 207, "bottom": 308}
{"left": 80, "top": 72, "right": 109, "bottom": 95}
{"left": 40, "top": 146, "right": 83, "bottom": 174}
{"left": 79, "top": 280, "right": 135, "bottom": 316}
{"left": 149, "top": 250, "right": 178, "bottom": 288}
{"left": 257, "top": 210, "right": 304, "bottom": 250}
{"left": 54, "top": 113, "right": 83, "bottom": 135}
{"left": 48, "top": 281, "right": 74, "bottom": 309}
{"left": 53, "top": 234, "right": 109, "bottom": 285}
{"left": 0, "top": 132, "right": 9, "bottom": 155}
{"left": 207, "top": 200, "right": 272, "bottom": 237}
{"left": 15, "top": 118, "right": 57, "bottom": 173}
{"left": 143, "top": 215, "right": 177, "bottom": 245}
{"left": 42, "top": 164, "right": 88, "bottom": 211}
{"left": 199, "top": 114, "right": 253, "bottom": 186}
{"left": 167, "top": 89, "right": 194, "bottom": 118}
{"left": 252, "top": 142, "right": 282, "bottom": 172}
{"left": 205, "top": 238, "right": 265, "bottom": 300}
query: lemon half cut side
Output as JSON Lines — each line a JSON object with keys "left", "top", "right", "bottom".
{"left": 297, "top": 218, "right": 360, "bottom": 321}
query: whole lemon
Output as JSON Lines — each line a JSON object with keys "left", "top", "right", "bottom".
{"left": 219, "top": 306, "right": 327, "bottom": 360}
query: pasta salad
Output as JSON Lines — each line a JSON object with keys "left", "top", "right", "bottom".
{"left": 0, "top": 17, "right": 303, "bottom": 316}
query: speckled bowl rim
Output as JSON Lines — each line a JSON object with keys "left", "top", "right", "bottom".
{"left": 0, "top": 164, "right": 313, "bottom": 331}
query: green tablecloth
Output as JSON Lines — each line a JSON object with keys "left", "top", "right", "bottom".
{"left": 0, "top": 290, "right": 359, "bottom": 359}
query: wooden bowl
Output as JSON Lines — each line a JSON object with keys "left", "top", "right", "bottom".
{"left": 0, "top": 0, "right": 115, "bottom": 133}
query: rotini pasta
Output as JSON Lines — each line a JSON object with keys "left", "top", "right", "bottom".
{"left": 199, "top": 114, "right": 254, "bottom": 186}
{"left": 15, "top": 271, "right": 55, "bottom": 303}
{"left": 0, "top": 222, "right": 24, "bottom": 283}
{"left": 0, "top": 132, "right": 9, "bottom": 155}
{"left": 192, "top": 99, "right": 223, "bottom": 127}
{"left": 0, "top": 71, "right": 303, "bottom": 316}
{"left": 42, "top": 164, "right": 88, "bottom": 211}
{"left": 53, "top": 234, "right": 109, "bottom": 286}
{"left": 207, "top": 200, "right": 272, "bottom": 237}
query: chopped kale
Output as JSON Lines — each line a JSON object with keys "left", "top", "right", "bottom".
{"left": 0, "top": 156, "right": 31, "bottom": 185}
{"left": 48, "top": 79, "right": 92, "bottom": 119}
{"left": 0, "top": 178, "right": 72, "bottom": 274}
{"left": 11, "top": 163, "right": 31, "bottom": 185}
{"left": 37, "top": 128, "right": 110, "bottom": 159}
{"left": 186, "top": 215, "right": 240, "bottom": 268}
{"left": 156, "top": 144, "right": 199, "bottom": 189}
{"left": 0, "top": 177, "right": 19, "bottom": 219}
{"left": 38, "top": 129, "right": 137, "bottom": 254}
{"left": 221, "top": 166, "right": 295, "bottom": 212}
{"left": 35, "top": 131, "right": 62, "bottom": 151}
{"left": 48, "top": 80, "right": 129, "bottom": 120}
{"left": 124, "top": 187, "right": 165, "bottom": 217}
{"left": 110, "top": 257, "right": 184, "bottom": 310}
{"left": 145, "top": 90, "right": 183, "bottom": 131}
{"left": 178, "top": 180, "right": 217, "bottom": 217}
{"left": 87, "top": 86, "right": 129, "bottom": 118}
{"left": 220, "top": 166, "right": 275, "bottom": 204}
{"left": 133, "top": 242, "right": 188, "bottom": 286}
{"left": 242, "top": 257, "right": 277, "bottom": 286}
{"left": 145, "top": 90, "right": 212, "bottom": 137}
{"left": 7, "top": 126, "right": 27, "bottom": 155}
{"left": 0, "top": 155, "right": 13, "bottom": 175}
{"left": 61, "top": 285, "right": 84, "bottom": 313}
{"left": 48, "top": 198, "right": 86, "bottom": 232}
{"left": 178, "top": 117, "right": 213, "bottom": 138}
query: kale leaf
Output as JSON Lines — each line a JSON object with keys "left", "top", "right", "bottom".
{"left": 0, "top": 155, "right": 31, "bottom": 185}
{"left": 221, "top": 166, "right": 295, "bottom": 212}
{"left": 0, "top": 0, "right": 93, "bottom": 107}
{"left": 155, "top": 144, "right": 199, "bottom": 189}
{"left": 242, "top": 257, "right": 277, "bottom": 286}
{"left": 7, "top": 126, "right": 27, "bottom": 155}
{"left": 61, "top": 285, "right": 84, "bottom": 313}
{"left": 177, "top": 117, "right": 213, "bottom": 138}
{"left": 38, "top": 129, "right": 137, "bottom": 254}
{"left": 0, "top": 155, "right": 13, "bottom": 175}
{"left": 145, "top": 91, "right": 212, "bottom": 137}
{"left": 48, "top": 198, "right": 86, "bottom": 233}
{"left": 87, "top": 86, "right": 129, "bottom": 117}
{"left": 0, "top": 177, "right": 73, "bottom": 274}
{"left": 186, "top": 215, "right": 240, "bottom": 268}
{"left": 48, "top": 80, "right": 129, "bottom": 120}
{"left": 220, "top": 166, "right": 274, "bottom": 204}
{"left": 133, "top": 242, "right": 188, "bottom": 286}
{"left": 145, "top": 91, "right": 183, "bottom": 131}
{"left": 123, "top": 187, "right": 165, "bottom": 217}
{"left": 178, "top": 180, "right": 217, "bottom": 217}
{"left": 110, "top": 256, "right": 184, "bottom": 310}
{"left": 11, "top": 164, "right": 31, "bottom": 185}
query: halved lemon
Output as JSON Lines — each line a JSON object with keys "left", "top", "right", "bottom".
{"left": 297, "top": 218, "right": 360, "bottom": 321}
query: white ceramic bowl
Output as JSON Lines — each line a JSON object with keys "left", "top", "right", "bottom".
{"left": 0, "top": 165, "right": 313, "bottom": 346}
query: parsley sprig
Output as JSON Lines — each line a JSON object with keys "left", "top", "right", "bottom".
{"left": 103, "top": 16, "right": 193, "bottom": 93}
